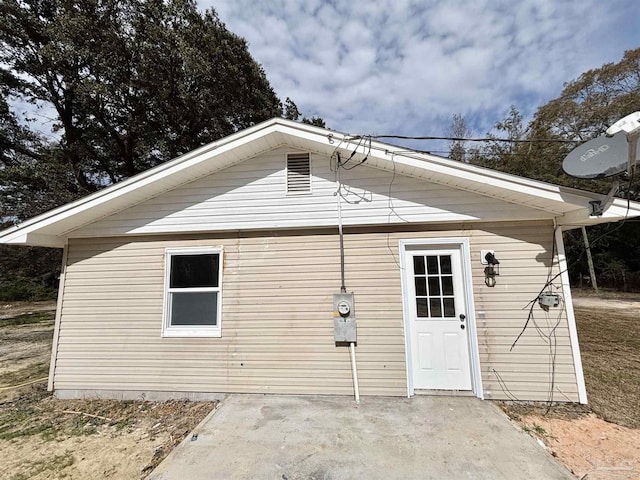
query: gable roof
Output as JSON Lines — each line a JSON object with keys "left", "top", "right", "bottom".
{"left": 2, "top": 117, "right": 639, "bottom": 247}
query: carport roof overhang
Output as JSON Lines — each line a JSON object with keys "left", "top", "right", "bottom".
{"left": 1, "top": 118, "right": 639, "bottom": 248}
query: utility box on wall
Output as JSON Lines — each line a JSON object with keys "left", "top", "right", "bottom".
{"left": 333, "top": 293, "right": 357, "bottom": 343}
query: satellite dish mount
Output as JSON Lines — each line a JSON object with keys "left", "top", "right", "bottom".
{"left": 605, "top": 111, "right": 640, "bottom": 176}
{"left": 562, "top": 112, "right": 640, "bottom": 217}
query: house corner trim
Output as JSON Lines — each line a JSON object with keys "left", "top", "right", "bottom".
{"left": 556, "top": 227, "right": 588, "bottom": 404}
{"left": 48, "top": 243, "right": 68, "bottom": 392}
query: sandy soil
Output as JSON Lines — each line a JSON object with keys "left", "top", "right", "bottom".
{"left": 0, "top": 300, "right": 57, "bottom": 320}
{"left": 572, "top": 295, "right": 640, "bottom": 312}
{"left": 521, "top": 414, "right": 640, "bottom": 480}
{"left": 0, "top": 303, "right": 217, "bottom": 480}
{"left": 503, "top": 291, "right": 640, "bottom": 480}
{"left": 1, "top": 296, "right": 638, "bottom": 479}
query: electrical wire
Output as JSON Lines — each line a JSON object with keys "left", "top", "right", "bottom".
{"left": 504, "top": 167, "right": 635, "bottom": 409}
{"left": 491, "top": 368, "right": 520, "bottom": 402}
{"left": 385, "top": 152, "right": 410, "bottom": 269}
{"left": 371, "top": 134, "right": 580, "bottom": 144}
{"left": 326, "top": 128, "right": 637, "bottom": 407}
{"left": 512, "top": 168, "right": 635, "bottom": 351}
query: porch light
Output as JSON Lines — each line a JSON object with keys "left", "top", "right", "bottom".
{"left": 483, "top": 251, "right": 500, "bottom": 287}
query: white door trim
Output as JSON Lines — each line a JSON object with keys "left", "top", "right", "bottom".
{"left": 399, "top": 238, "right": 483, "bottom": 399}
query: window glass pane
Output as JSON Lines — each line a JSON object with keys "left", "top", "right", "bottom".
{"left": 428, "top": 277, "right": 440, "bottom": 296}
{"left": 442, "top": 276, "right": 454, "bottom": 295}
{"left": 414, "top": 277, "right": 427, "bottom": 296}
{"left": 413, "top": 256, "right": 425, "bottom": 275}
{"left": 429, "top": 298, "right": 442, "bottom": 317}
{"left": 170, "top": 292, "right": 218, "bottom": 326}
{"left": 170, "top": 254, "right": 219, "bottom": 288}
{"left": 440, "top": 255, "right": 452, "bottom": 274}
{"left": 426, "top": 256, "right": 439, "bottom": 274}
{"left": 443, "top": 298, "right": 455, "bottom": 317}
{"left": 416, "top": 298, "right": 429, "bottom": 317}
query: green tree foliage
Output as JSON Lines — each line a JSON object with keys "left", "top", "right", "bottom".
{"left": 468, "top": 49, "right": 640, "bottom": 191}
{"left": 0, "top": 226, "right": 60, "bottom": 301}
{"left": 0, "top": 0, "right": 284, "bottom": 195}
{"left": 282, "top": 96, "right": 326, "bottom": 127}
{"left": 468, "top": 48, "right": 640, "bottom": 291}
{"left": 0, "top": 0, "right": 322, "bottom": 300}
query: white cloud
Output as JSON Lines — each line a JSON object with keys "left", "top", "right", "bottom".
{"left": 207, "top": 0, "right": 637, "bottom": 143}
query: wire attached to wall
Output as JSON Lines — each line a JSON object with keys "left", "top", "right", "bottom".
{"left": 502, "top": 167, "right": 635, "bottom": 409}
{"left": 329, "top": 135, "right": 410, "bottom": 270}
{"left": 327, "top": 130, "right": 636, "bottom": 406}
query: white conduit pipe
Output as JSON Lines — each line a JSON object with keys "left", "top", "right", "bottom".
{"left": 349, "top": 342, "right": 360, "bottom": 404}
{"left": 336, "top": 160, "right": 360, "bottom": 404}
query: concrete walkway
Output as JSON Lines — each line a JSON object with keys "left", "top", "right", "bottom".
{"left": 148, "top": 394, "right": 573, "bottom": 480}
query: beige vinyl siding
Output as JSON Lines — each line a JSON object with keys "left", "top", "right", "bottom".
{"left": 70, "top": 147, "right": 552, "bottom": 237}
{"left": 57, "top": 231, "right": 405, "bottom": 396}
{"left": 54, "top": 221, "right": 580, "bottom": 401}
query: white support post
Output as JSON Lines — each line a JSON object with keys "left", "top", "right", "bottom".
{"left": 555, "top": 228, "right": 588, "bottom": 404}
{"left": 581, "top": 226, "right": 598, "bottom": 293}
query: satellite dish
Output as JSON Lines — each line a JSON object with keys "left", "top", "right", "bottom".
{"left": 562, "top": 131, "right": 638, "bottom": 179}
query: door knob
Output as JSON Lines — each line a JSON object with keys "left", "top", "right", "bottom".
{"left": 459, "top": 314, "right": 466, "bottom": 322}
{"left": 460, "top": 324, "right": 466, "bottom": 330}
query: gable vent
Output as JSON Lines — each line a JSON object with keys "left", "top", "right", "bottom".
{"left": 286, "top": 153, "right": 311, "bottom": 194}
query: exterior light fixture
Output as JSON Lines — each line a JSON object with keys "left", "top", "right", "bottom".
{"left": 482, "top": 251, "right": 500, "bottom": 287}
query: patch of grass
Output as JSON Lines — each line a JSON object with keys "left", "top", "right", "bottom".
{"left": 0, "top": 387, "right": 104, "bottom": 442}
{"left": 498, "top": 401, "right": 590, "bottom": 422}
{"left": 501, "top": 304, "right": 640, "bottom": 430}
{"left": 0, "top": 311, "right": 55, "bottom": 327}
{"left": 0, "top": 362, "right": 49, "bottom": 388}
{"left": 575, "top": 307, "right": 640, "bottom": 429}
{"left": 11, "top": 452, "right": 74, "bottom": 480}
{"left": 521, "top": 422, "right": 556, "bottom": 441}
{"left": 531, "top": 423, "right": 547, "bottom": 435}
{"left": 114, "top": 417, "right": 136, "bottom": 431}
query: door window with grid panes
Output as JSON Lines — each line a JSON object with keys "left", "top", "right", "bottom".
{"left": 412, "top": 254, "right": 456, "bottom": 318}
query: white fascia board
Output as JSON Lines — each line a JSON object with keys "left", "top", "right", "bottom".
{"left": 557, "top": 197, "right": 640, "bottom": 228}
{"left": 1, "top": 232, "right": 66, "bottom": 248}
{"left": 3, "top": 117, "right": 639, "bottom": 246}
{"left": 376, "top": 153, "right": 590, "bottom": 210}
{"left": 0, "top": 120, "right": 287, "bottom": 244}
{"left": 276, "top": 124, "right": 603, "bottom": 213}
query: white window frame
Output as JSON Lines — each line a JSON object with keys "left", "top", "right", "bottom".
{"left": 162, "top": 247, "right": 223, "bottom": 338}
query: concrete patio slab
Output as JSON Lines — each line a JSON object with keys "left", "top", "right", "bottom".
{"left": 147, "top": 394, "right": 573, "bottom": 480}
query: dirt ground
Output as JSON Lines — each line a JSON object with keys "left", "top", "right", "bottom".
{"left": 0, "top": 302, "right": 217, "bottom": 480}
{"left": 501, "top": 290, "right": 640, "bottom": 480}
{"left": 1, "top": 294, "right": 639, "bottom": 479}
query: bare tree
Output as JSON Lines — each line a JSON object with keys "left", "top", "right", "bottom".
{"left": 446, "top": 113, "right": 470, "bottom": 162}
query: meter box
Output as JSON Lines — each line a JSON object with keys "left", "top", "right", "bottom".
{"left": 538, "top": 293, "right": 560, "bottom": 310}
{"left": 333, "top": 293, "right": 356, "bottom": 343}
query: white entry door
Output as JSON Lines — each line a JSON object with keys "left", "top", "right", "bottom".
{"left": 405, "top": 248, "right": 472, "bottom": 391}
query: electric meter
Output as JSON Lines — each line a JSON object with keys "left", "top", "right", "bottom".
{"left": 338, "top": 300, "right": 351, "bottom": 317}
{"left": 333, "top": 293, "right": 356, "bottom": 343}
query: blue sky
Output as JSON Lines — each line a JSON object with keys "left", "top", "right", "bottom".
{"left": 207, "top": 0, "right": 640, "bottom": 150}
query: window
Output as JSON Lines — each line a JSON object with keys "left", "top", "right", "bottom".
{"left": 286, "top": 153, "right": 311, "bottom": 194}
{"left": 163, "top": 248, "right": 222, "bottom": 337}
{"left": 413, "top": 254, "right": 456, "bottom": 318}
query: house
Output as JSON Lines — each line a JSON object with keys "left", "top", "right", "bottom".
{"left": 2, "top": 118, "right": 638, "bottom": 403}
